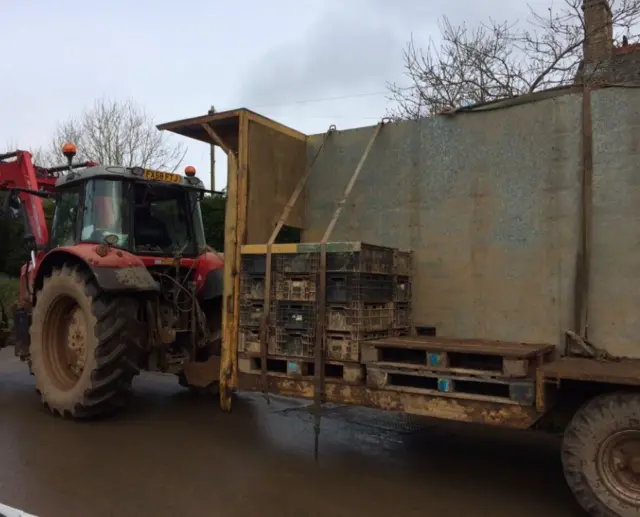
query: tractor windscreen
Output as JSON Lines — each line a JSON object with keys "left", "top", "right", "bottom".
{"left": 81, "top": 179, "right": 131, "bottom": 247}
{"left": 132, "top": 182, "right": 206, "bottom": 256}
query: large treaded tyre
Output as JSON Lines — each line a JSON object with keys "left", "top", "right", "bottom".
{"left": 29, "top": 265, "right": 143, "bottom": 418}
{"left": 562, "top": 392, "right": 640, "bottom": 517}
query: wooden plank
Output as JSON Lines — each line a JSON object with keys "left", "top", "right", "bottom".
{"left": 240, "top": 241, "right": 383, "bottom": 255}
{"left": 234, "top": 110, "right": 250, "bottom": 392}
{"left": 541, "top": 357, "right": 640, "bottom": 385}
{"left": 247, "top": 110, "right": 308, "bottom": 142}
{"left": 246, "top": 120, "right": 308, "bottom": 243}
{"left": 201, "top": 122, "right": 231, "bottom": 155}
{"left": 220, "top": 150, "right": 239, "bottom": 412}
{"left": 238, "top": 354, "right": 364, "bottom": 384}
{"left": 266, "top": 125, "right": 336, "bottom": 247}
{"left": 363, "top": 336, "right": 554, "bottom": 358}
{"left": 365, "top": 365, "right": 534, "bottom": 405}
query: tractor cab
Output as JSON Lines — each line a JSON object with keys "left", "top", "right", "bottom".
{"left": 50, "top": 163, "right": 208, "bottom": 258}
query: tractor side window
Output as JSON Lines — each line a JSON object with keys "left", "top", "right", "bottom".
{"left": 50, "top": 188, "right": 80, "bottom": 247}
{"left": 81, "top": 179, "right": 130, "bottom": 247}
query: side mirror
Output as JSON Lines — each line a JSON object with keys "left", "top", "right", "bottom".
{"left": 3, "top": 191, "right": 22, "bottom": 221}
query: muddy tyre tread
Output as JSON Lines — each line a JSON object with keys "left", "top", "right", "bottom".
{"left": 562, "top": 391, "right": 640, "bottom": 517}
{"left": 30, "top": 265, "right": 143, "bottom": 419}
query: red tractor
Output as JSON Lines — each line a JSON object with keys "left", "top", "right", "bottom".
{"left": 0, "top": 145, "right": 224, "bottom": 418}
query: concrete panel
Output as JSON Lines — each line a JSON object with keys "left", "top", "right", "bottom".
{"left": 305, "top": 93, "right": 583, "bottom": 348}
{"left": 589, "top": 88, "right": 640, "bottom": 357}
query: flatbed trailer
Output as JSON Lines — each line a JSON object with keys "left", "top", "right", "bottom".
{"left": 158, "top": 84, "right": 640, "bottom": 517}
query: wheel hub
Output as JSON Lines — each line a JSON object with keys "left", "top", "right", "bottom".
{"left": 67, "top": 307, "right": 87, "bottom": 377}
{"left": 598, "top": 429, "right": 640, "bottom": 504}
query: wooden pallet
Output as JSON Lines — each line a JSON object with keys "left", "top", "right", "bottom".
{"left": 361, "top": 336, "right": 555, "bottom": 379}
{"left": 238, "top": 353, "right": 364, "bottom": 384}
{"left": 365, "top": 363, "right": 535, "bottom": 405}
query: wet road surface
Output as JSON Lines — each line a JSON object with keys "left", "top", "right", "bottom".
{"left": 0, "top": 349, "right": 585, "bottom": 517}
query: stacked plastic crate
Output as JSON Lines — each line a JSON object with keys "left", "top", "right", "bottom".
{"left": 238, "top": 254, "right": 269, "bottom": 356}
{"left": 272, "top": 252, "right": 319, "bottom": 358}
{"left": 325, "top": 243, "right": 396, "bottom": 362}
{"left": 391, "top": 249, "right": 413, "bottom": 336}
{"left": 238, "top": 242, "right": 413, "bottom": 371}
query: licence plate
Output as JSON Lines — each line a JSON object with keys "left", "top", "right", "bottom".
{"left": 143, "top": 169, "right": 182, "bottom": 184}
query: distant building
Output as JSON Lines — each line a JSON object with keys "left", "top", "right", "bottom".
{"left": 576, "top": 0, "right": 640, "bottom": 84}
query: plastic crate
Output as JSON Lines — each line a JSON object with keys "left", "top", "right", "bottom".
{"left": 274, "top": 301, "right": 317, "bottom": 330}
{"left": 239, "top": 327, "right": 275, "bottom": 354}
{"left": 275, "top": 252, "right": 319, "bottom": 274}
{"left": 326, "top": 244, "right": 393, "bottom": 274}
{"left": 273, "top": 328, "right": 315, "bottom": 358}
{"left": 326, "top": 273, "right": 393, "bottom": 303}
{"left": 393, "top": 250, "right": 413, "bottom": 276}
{"left": 325, "top": 330, "right": 390, "bottom": 362}
{"left": 240, "top": 274, "right": 267, "bottom": 300}
{"left": 275, "top": 273, "right": 318, "bottom": 301}
{"left": 392, "top": 302, "right": 412, "bottom": 328}
{"left": 326, "top": 302, "right": 392, "bottom": 332}
{"left": 239, "top": 301, "right": 269, "bottom": 327}
{"left": 241, "top": 254, "right": 267, "bottom": 274}
{"left": 393, "top": 276, "right": 412, "bottom": 302}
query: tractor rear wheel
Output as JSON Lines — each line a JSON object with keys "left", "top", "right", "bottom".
{"left": 29, "top": 265, "right": 143, "bottom": 418}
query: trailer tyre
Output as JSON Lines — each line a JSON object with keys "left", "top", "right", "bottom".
{"left": 562, "top": 392, "right": 640, "bottom": 517}
{"left": 29, "top": 265, "right": 143, "bottom": 418}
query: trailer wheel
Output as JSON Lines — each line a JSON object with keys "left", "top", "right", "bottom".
{"left": 562, "top": 392, "right": 640, "bottom": 517}
{"left": 29, "top": 265, "right": 143, "bottom": 418}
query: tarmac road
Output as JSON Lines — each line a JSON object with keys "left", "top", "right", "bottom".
{"left": 0, "top": 349, "right": 586, "bottom": 517}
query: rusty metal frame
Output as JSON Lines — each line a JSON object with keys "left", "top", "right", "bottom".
{"left": 258, "top": 125, "right": 337, "bottom": 401}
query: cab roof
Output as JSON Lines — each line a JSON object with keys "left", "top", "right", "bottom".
{"left": 55, "top": 165, "right": 206, "bottom": 191}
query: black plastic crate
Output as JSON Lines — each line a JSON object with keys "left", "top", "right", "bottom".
{"left": 393, "top": 276, "right": 412, "bottom": 302}
{"left": 326, "top": 302, "right": 392, "bottom": 332}
{"left": 241, "top": 254, "right": 267, "bottom": 274}
{"left": 275, "top": 273, "right": 318, "bottom": 301}
{"left": 240, "top": 273, "right": 267, "bottom": 300}
{"left": 326, "top": 273, "right": 393, "bottom": 303}
{"left": 273, "top": 328, "right": 315, "bottom": 358}
{"left": 239, "top": 327, "right": 275, "bottom": 354}
{"left": 275, "top": 252, "right": 319, "bottom": 274}
{"left": 392, "top": 302, "right": 412, "bottom": 328}
{"left": 274, "top": 301, "right": 317, "bottom": 330}
{"left": 239, "top": 301, "right": 269, "bottom": 327}
{"left": 393, "top": 250, "right": 413, "bottom": 276}
{"left": 325, "top": 330, "right": 390, "bottom": 362}
{"left": 326, "top": 244, "right": 393, "bottom": 274}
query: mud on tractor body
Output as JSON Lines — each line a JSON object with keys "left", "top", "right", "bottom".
{"left": 0, "top": 145, "right": 224, "bottom": 418}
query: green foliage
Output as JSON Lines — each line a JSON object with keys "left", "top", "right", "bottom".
{"left": 0, "top": 193, "right": 29, "bottom": 277}
{"left": 0, "top": 195, "right": 55, "bottom": 278}
{"left": 200, "top": 194, "right": 226, "bottom": 251}
{"left": 0, "top": 274, "right": 20, "bottom": 313}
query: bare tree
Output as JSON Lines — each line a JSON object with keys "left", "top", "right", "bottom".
{"left": 388, "top": 0, "right": 640, "bottom": 120}
{"left": 48, "top": 97, "right": 187, "bottom": 171}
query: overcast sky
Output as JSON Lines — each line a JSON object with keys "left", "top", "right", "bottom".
{"left": 3, "top": 0, "right": 547, "bottom": 190}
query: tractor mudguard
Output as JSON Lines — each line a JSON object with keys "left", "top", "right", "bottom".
{"left": 90, "top": 265, "right": 159, "bottom": 293}
{"left": 199, "top": 268, "right": 224, "bottom": 300}
{"left": 36, "top": 244, "right": 160, "bottom": 295}
{"left": 195, "top": 250, "right": 224, "bottom": 300}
